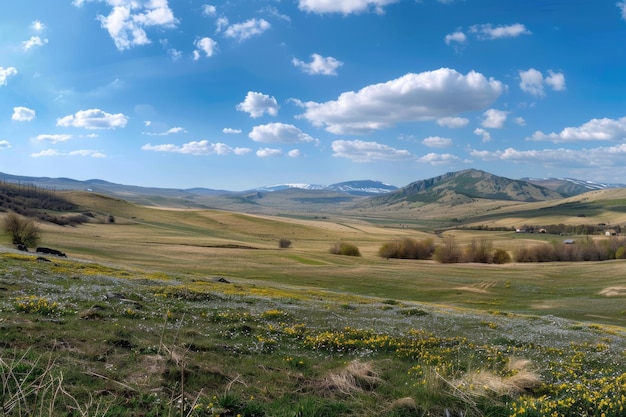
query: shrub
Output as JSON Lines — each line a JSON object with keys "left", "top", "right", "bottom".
{"left": 378, "top": 238, "right": 434, "bottom": 259}
{"left": 463, "top": 238, "right": 493, "bottom": 263}
{"left": 492, "top": 249, "right": 512, "bottom": 264}
{"left": 330, "top": 243, "right": 361, "bottom": 257}
{"left": 3, "top": 212, "right": 41, "bottom": 248}
{"left": 433, "top": 237, "right": 462, "bottom": 263}
{"left": 616, "top": 246, "right": 626, "bottom": 259}
{"left": 278, "top": 238, "right": 292, "bottom": 249}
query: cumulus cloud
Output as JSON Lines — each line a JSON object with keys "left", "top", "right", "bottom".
{"left": 0, "top": 140, "right": 11, "bottom": 149}
{"left": 142, "top": 141, "right": 251, "bottom": 156}
{"left": 298, "top": 0, "right": 398, "bottom": 14}
{"left": 436, "top": 116, "right": 469, "bottom": 128}
{"left": 422, "top": 136, "right": 452, "bottom": 148}
{"left": 236, "top": 92, "right": 279, "bottom": 118}
{"left": 32, "top": 149, "right": 106, "bottom": 158}
{"left": 144, "top": 127, "right": 186, "bottom": 136}
{"left": 223, "top": 128, "right": 242, "bottom": 134}
{"left": 444, "top": 31, "right": 466, "bottom": 45}
{"left": 22, "top": 36, "right": 48, "bottom": 51}
{"left": 418, "top": 152, "right": 462, "bottom": 165}
{"left": 75, "top": 0, "right": 179, "bottom": 51}
{"left": 519, "top": 68, "right": 566, "bottom": 96}
{"left": 482, "top": 108, "right": 508, "bottom": 128}
{"left": 224, "top": 19, "right": 270, "bottom": 42}
{"left": 249, "top": 123, "right": 319, "bottom": 144}
{"left": 292, "top": 54, "right": 343, "bottom": 76}
{"left": 0, "top": 67, "right": 18, "bottom": 86}
{"left": 469, "top": 23, "right": 531, "bottom": 39}
{"left": 12, "top": 107, "right": 36, "bottom": 122}
{"left": 202, "top": 4, "right": 216, "bottom": 16}
{"left": 193, "top": 37, "right": 217, "bottom": 60}
{"left": 287, "top": 149, "right": 303, "bottom": 158}
{"left": 57, "top": 109, "right": 128, "bottom": 129}
{"left": 34, "top": 134, "right": 73, "bottom": 143}
{"left": 331, "top": 139, "right": 413, "bottom": 162}
{"left": 618, "top": 1, "right": 626, "bottom": 21}
{"left": 32, "top": 20, "right": 46, "bottom": 31}
{"left": 256, "top": 148, "right": 284, "bottom": 157}
{"left": 299, "top": 68, "right": 504, "bottom": 135}
{"left": 474, "top": 128, "right": 491, "bottom": 143}
{"left": 470, "top": 144, "right": 626, "bottom": 174}
{"left": 530, "top": 116, "right": 626, "bottom": 143}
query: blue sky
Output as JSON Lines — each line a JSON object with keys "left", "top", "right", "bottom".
{"left": 1, "top": 1, "right": 626, "bottom": 190}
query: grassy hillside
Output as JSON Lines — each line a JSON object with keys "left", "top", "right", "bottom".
{"left": 1, "top": 190, "right": 626, "bottom": 416}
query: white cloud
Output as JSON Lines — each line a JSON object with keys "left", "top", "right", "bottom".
{"left": 142, "top": 140, "right": 252, "bottom": 156}
{"left": 224, "top": 19, "right": 270, "bottom": 42}
{"left": 519, "top": 68, "right": 566, "bottom": 96}
{"left": 474, "top": 128, "right": 491, "bottom": 143}
{"left": 194, "top": 37, "right": 217, "bottom": 59}
{"left": 34, "top": 134, "right": 73, "bottom": 143}
{"left": 0, "top": 67, "right": 18, "bottom": 86}
{"left": 436, "top": 116, "right": 468, "bottom": 128}
{"left": 418, "top": 152, "right": 461, "bottom": 165}
{"left": 0, "top": 140, "right": 11, "bottom": 149}
{"left": 545, "top": 70, "right": 566, "bottom": 91}
{"left": 469, "top": 23, "right": 531, "bottom": 40}
{"left": 32, "top": 149, "right": 105, "bottom": 158}
{"left": 78, "top": 0, "right": 179, "bottom": 51}
{"left": 481, "top": 108, "right": 508, "bottom": 128}
{"left": 444, "top": 31, "right": 466, "bottom": 45}
{"left": 216, "top": 17, "right": 229, "bottom": 33}
{"left": 530, "top": 116, "right": 626, "bottom": 143}
{"left": 299, "top": 68, "right": 504, "bottom": 134}
{"left": 292, "top": 54, "right": 343, "bottom": 76}
{"left": 12, "top": 107, "right": 36, "bottom": 122}
{"left": 298, "top": 0, "right": 398, "bottom": 14}
{"left": 262, "top": 6, "right": 291, "bottom": 23}
{"left": 168, "top": 48, "right": 182, "bottom": 61}
{"left": 144, "top": 127, "right": 186, "bottom": 136}
{"left": 57, "top": 109, "right": 128, "bottom": 129}
{"left": 202, "top": 4, "right": 216, "bottom": 16}
{"left": 256, "top": 148, "right": 283, "bottom": 157}
{"left": 32, "top": 20, "right": 46, "bottom": 32}
{"left": 331, "top": 139, "right": 413, "bottom": 162}
{"left": 236, "top": 92, "right": 279, "bottom": 118}
{"left": 514, "top": 116, "right": 526, "bottom": 126}
{"left": 249, "top": 123, "right": 319, "bottom": 144}
{"left": 223, "top": 128, "right": 242, "bottom": 134}
{"left": 422, "top": 136, "right": 452, "bottom": 148}
{"left": 618, "top": 1, "right": 626, "bottom": 21}
{"left": 287, "top": 149, "right": 303, "bottom": 158}
{"left": 22, "top": 36, "right": 48, "bottom": 51}
{"left": 470, "top": 144, "right": 626, "bottom": 174}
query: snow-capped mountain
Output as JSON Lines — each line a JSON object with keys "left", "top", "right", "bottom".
{"left": 251, "top": 180, "right": 398, "bottom": 196}
{"left": 524, "top": 177, "right": 626, "bottom": 196}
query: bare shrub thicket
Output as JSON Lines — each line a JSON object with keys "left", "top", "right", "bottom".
{"left": 378, "top": 238, "right": 435, "bottom": 259}
{"left": 514, "top": 237, "right": 626, "bottom": 262}
{"left": 330, "top": 242, "right": 361, "bottom": 257}
{"left": 433, "top": 237, "right": 463, "bottom": 263}
{"left": 2, "top": 212, "right": 41, "bottom": 248}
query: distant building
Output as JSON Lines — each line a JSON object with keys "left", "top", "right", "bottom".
{"left": 605, "top": 229, "right": 618, "bottom": 236}
{"left": 563, "top": 239, "right": 575, "bottom": 244}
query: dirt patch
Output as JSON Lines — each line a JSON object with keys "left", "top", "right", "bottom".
{"left": 455, "top": 281, "right": 498, "bottom": 294}
{"left": 598, "top": 287, "right": 626, "bottom": 297}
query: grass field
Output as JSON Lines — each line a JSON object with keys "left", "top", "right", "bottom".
{"left": 1, "top": 190, "right": 626, "bottom": 416}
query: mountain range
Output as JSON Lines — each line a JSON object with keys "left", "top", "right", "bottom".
{"left": 1, "top": 170, "right": 624, "bottom": 208}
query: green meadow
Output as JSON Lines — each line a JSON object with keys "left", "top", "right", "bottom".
{"left": 1, "top": 190, "right": 625, "bottom": 416}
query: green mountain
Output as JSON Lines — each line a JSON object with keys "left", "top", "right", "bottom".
{"left": 371, "top": 169, "right": 564, "bottom": 205}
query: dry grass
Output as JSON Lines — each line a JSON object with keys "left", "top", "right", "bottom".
{"left": 314, "top": 360, "right": 382, "bottom": 397}
{"left": 452, "top": 358, "right": 541, "bottom": 399}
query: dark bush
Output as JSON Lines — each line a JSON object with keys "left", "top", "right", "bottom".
{"left": 3, "top": 212, "right": 41, "bottom": 248}
{"left": 330, "top": 243, "right": 361, "bottom": 257}
{"left": 492, "top": 249, "right": 512, "bottom": 264}
{"left": 279, "top": 238, "right": 292, "bottom": 249}
{"left": 378, "top": 238, "right": 434, "bottom": 259}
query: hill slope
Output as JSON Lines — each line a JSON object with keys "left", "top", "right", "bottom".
{"left": 371, "top": 169, "right": 564, "bottom": 205}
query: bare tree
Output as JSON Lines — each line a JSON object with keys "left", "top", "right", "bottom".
{"left": 3, "top": 212, "right": 41, "bottom": 248}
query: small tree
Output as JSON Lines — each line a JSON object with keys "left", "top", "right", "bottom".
{"left": 3, "top": 212, "right": 41, "bottom": 248}
{"left": 330, "top": 242, "right": 361, "bottom": 257}
{"left": 279, "top": 238, "right": 292, "bottom": 249}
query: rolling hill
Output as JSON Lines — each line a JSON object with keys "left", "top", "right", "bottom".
{"left": 370, "top": 169, "right": 564, "bottom": 206}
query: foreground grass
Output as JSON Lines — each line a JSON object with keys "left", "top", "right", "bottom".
{"left": 1, "top": 253, "right": 625, "bottom": 416}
